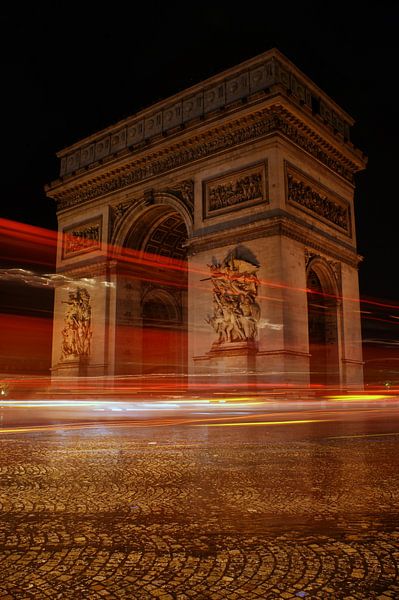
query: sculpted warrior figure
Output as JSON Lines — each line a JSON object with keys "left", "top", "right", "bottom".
{"left": 61, "top": 287, "right": 92, "bottom": 359}
{"left": 206, "top": 250, "right": 261, "bottom": 344}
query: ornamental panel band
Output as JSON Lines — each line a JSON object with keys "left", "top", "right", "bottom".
{"left": 52, "top": 107, "right": 358, "bottom": 211}
{"left": 203, "top": 162, "right": 268, "bottom": 219}
{"left": 62, "top": 217, "right": 102, "bottom": 259}
{"left": 285, "top": 164, "right": 351, "bottom": 235}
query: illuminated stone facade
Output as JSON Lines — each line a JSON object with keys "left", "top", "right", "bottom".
{"left": 46, "top": 49, "right": 366, "bottom": 386}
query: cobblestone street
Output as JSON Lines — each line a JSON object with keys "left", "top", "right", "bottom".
{"left": 0, "top": 421, "right": 399, "bottom": 599}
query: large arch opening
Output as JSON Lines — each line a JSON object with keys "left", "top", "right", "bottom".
{"left": 306, "top": 264, "right": 340, "bottom": 387}
{"left": 120, "top": 205, "right": 188, "bottom": 375}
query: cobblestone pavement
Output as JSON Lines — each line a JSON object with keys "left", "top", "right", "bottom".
{"left": 0, "top": 424, "right": 399, "bottom": 599}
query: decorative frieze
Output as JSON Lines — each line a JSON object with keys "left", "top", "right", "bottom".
{"left": 203, "top": 163, "right": 267, "bottom": 218}
{"left": 53, "top": 106, "right": 357, "bottom": 211}
{"left": 62, "top": 217, "right": 102, "bottom": 258}
{"left": 286, "top": 164, "right": 351, "bottom": 235}
{"left": 57, "top": 51, "right": 352, "bottom": 179}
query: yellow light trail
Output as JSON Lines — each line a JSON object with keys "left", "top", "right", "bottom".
{"left": 326, "top": 395, "right": 392, "bottom": 402}
{"left": 0, "top": 421, "right": 180, "bottom": 435}
{"left": 0, "top": 417, "right": 332, "bottom": 435}
{"left": 193, "top": 419, "right": 330, "bottom": 427}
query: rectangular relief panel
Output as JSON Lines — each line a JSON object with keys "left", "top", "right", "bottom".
{"left": 203, "top": 161, "right": 268, "bottom": 219}
{"left": 285, "top": 162, "right": 351, "bottom": 236}
{"left": 62, "top": 216, "right": 103, "bottom": 259}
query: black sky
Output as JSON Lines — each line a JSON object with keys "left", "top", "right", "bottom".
{"left": 1, "top": 3, "right": 399, "bottom": 302}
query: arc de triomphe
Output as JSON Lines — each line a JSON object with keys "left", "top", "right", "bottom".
{"left": 46, "top": 49, "right": 366, "bottom": 387}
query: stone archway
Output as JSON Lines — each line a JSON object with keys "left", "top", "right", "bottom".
{"left": 306, "top": 259, "right": 340, "bottom": 387}
{"left": 115, "top": 204, "right": 188, "bottom": 375}
{"left": 48, "top": 51, "right": 365, "bottom": 388}
{"left": 141, "top": 287, "right": 186, "bottom": 374}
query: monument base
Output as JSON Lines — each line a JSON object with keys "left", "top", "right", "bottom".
{"left": 193, "top": 341, "right": 258, "bottom": 381}
{"left": 51, "top": 356, "right": 90, "bottom": 378}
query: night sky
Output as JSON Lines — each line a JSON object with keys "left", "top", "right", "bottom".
{"left": 2, "top": 4, "right": 399, "bottom": 304}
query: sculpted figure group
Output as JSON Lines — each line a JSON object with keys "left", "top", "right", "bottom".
{"left": 61, "top": 287, "right": 92, "bottom": 359}
{"left": 287, "top": 173, "right": 348, "bottom": 231}
{"left": 207, "top": 254, "right": 260, "bottom": 344}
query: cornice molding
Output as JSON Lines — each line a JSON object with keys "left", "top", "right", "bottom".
{"left": 56, "top": 260, "right": 118, "bottom": 279}
{"left": 54, "top": 50, "right": 358, "bottom": 179}
{"left": 186, "top": 215, "right": 360, "bottom": 268}
{"left": 47, "top": 106, "right": 363, "bottom": 212}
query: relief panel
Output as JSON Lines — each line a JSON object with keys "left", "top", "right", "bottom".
{"left": 182, "top": 93, "right": 204, "bottom": 122}
{"left": 285, "top": 163, "right": 351, "bottom": 235}
{"left": 226, "top": 72, "right": 249, "bottom": 103}
{"left": 206, "top": 248, "right": 261, "bottom": 346}
{"left": 249, "top": 60, "right": 275, "bottom": 93}
{"left": 66, "top": 151, "right": 80, "bottom": 173}
{"left": 127, "top": 120, "right": 144, "bottom": 146}
{"left": 95, "top": 137, "right": 110, "bottom": 160}
{"left": 144, "top": 112, "right": 163, "bottom": 138}
{"left": 80, "top": 144, "right": 95, "bottom": 167}
{"left": 163, "top": 102, "right": 183, "bottom": 130}
{"left": 60, "top": 287, "right": 92, "bottom": 360}
{"left": 62, "top": 216, "right": 103, "bottom": 259}
{"left": 110, "top": 129, "right": 127, "bottom": 153}
{"left": 204, "top": 83, "right": 225, "bottom": 112}
{"left": 203, "top": 162, "right": 268, "bottom": 219}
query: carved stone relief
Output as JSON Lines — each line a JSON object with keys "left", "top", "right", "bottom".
{"left": 206, "top": 248, "right": 261, "bottom": 345}
{"left": 60, "top": 287, "right": 92, "bottom": 360}
{"left": 286, "top": 165, "right": 351, "bottom": 234}
{"left": 203, "top": 163, "right": 267, "bottom": 218}
{"left": 62, "top": 218, "right": 102, "bottom": 258}
{"left": 305, "top": 249, "right": 342, "bottom": 290}
{"left": 58, "top": 54, "right": 350, "bottom": 178}
{"left": 162, "top": 179, "right": 194, "bottom": 217}
{"left": 52, "top": 107, "right": 356, "bottom": 211}
{"left": 109, "top": 198, "right": 141, "bottom": 239}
